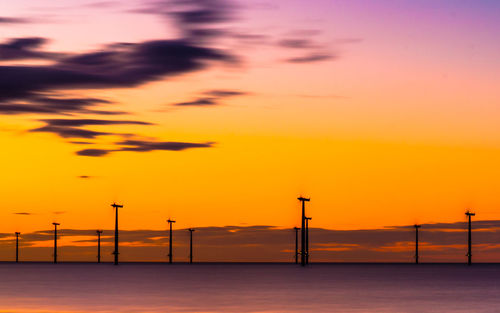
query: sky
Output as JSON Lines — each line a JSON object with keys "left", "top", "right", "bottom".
{"left": 0, "top": 0, "right": 500, "bottom": 262}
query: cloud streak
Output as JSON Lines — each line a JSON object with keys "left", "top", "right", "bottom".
{"left": 76, "top": 139, "right": 214, "bottom": 157}
{"left": 172, "top": 89, "right": 248, "bottom": 107}
{"left": 3, "top": 221, "right": 500, "bottom": 262}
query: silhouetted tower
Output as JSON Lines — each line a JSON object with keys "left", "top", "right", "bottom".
{"left": 293, "top": 227, "right": 299, "bottom": 264}
{"left": 167, "top": 219, "right": 176, "bottom": 263}
{"left": 298, "top": 196, "right": 310, "bottom": 266}
{"left": 96, "top": 230, "right": 103, "bottom": 263}
{"left": 188, "top": 228, "right": 195, "bottom": 264}
{"left": 414, "top": 224, "right": 421, "bottom": 264}
{"left": 15, "top": 232, "right": 20, "bottom": 263}
{"left": 466, "top": 210, "right": 475, "bottom": 265}
{"left": 111, "top": 203, "right": 123, "bottom": 265}
{"left": 52, "top": 223, "right": 60, "bottom": 263}
{"left": 305, "top": 217, "right": 312, "bottom": 264}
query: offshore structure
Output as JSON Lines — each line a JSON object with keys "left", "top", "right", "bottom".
{"left": 305, "top": 217, "right": 312, "bottom": 264}
{"left": 188, "top": 228, "right": 195, "bottom": 264}
{"left": 52, "top": 223, "right": 60, "bottom": 263}
{"left": 466, "top": 210, "right": 475, "bottom": 265}
{"left": 414, "top": 224, "right": 421, "bottom": 264}
{"left": 298, "top": 197, "right": 310, "bottom": 266}
{"left": 167, "top": 219, "right": 176, "bottom": 263}
{"left": 15, "top": 232, "right": 20, "bottom": 263}
{"left": 96, "top": 230, "right": 103, "bottom": 263}
{"left": 111, "top": 203, "right": 123, "bottom": 265}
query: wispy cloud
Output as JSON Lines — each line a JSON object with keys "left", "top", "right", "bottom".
{"left": 0, "top": 17, "right": 30, "bottom": 24}
{"left": 171, "top": 89, "right": 248, "bottom": 107}
{"left": 3, "top": 221, "right": 500, "bottom": 262}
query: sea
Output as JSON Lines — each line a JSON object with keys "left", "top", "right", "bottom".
{"left": 0, "top": 263, "right": 499, "bottom": 313}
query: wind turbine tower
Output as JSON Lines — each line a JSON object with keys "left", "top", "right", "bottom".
{"left": 15, "top": 232, "right": 20, "bottom": 263}
{"left": 167, "top": 219, "right": 176, "bottom": 263}
{"left": 52, "top": 223, "right": 60, "bottom": 264}
{"left": 96, "top": 230, "right": 103, "bottom": 263}
{"left": 414, "top": 224, "right": 421, "bottom": 264}
{"left": 188, "top": 228, "right": 195, "bottom": 264}
{"left": 298, "top": 197, "right": 310, "bottom": 266}
{"left": 465, "top": 210, "right": 475, "bottom": 265}
{"left": 111, "top": 203, "right": 123, "bottom": 265}
{"left": 305, "top": 217, "right": 312, "bottom": 264}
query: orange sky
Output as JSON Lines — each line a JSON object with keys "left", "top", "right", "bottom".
{"left": 1, "top": 0, "right": 500, "bottom": 241}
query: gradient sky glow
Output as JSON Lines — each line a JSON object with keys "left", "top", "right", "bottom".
{"left": 1, "top": 0, "right": 500, "bottom": 261}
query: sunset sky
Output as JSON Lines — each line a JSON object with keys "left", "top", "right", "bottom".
{"left": 1, "top": 0, "right": 500, "bottom": 261}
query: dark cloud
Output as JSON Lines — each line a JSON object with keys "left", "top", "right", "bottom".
{"left": 0, "top": 37, "right": 60, "bottom": 61}
{"left": 0, "top": 39, "right": 234, "bottom": 103}
{"left": 173, "top": 97, "right": 217, "bottom": 106}
{"left": 78, "top": 175, "right": 91, "bottom": 179}
{"left": 30, "top": 125, "right": 111, "bottom": 139}
{"left": 0, "top": 17, "right": 30, "bottom": 24}
{"left": 39, "top": 118, "right": 153, "bottom": 127}
{"left": 172, "top": 89, "right": 248, "bottom": 106}
{"left": 135, "top": 0, "right": 237, "bottom": 39}
{"left": 76, "top": 139, "right": 214, "bottom": 157}
{"left": 30, "top": 118, "right": 153, "bottom": 139}
{"left": 278, "top": 39, "right": 318, "bottom": 49}
{"left": 0, "top": 96, "right": 123, "bottom": 115}
{"left": 69, "top": 141, "right": 94, "bottom": 145}
{"left": 76, "top": 149, "right": 111, "bottom": 157}
{"left": 6, "top": 221, "right": 500, "bottom": 262}
{"left": 118, "top": 139, "right": 214, "bottom": 152}
{"left": 14, "top": 212, "right": 32, "bottom": 215}
{"left": 286, "top": 53, "right": 336, "bottom": 63}
{"left": 203, "top": 89, "right": 247, "bottom": 97}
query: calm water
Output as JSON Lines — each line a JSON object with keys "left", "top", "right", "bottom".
{"left": 0, "top": 263, "right": 499, "bottom": 312}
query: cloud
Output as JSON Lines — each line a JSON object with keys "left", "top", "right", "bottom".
{"left": 173, "top": 97, "right": 217, "bottom": 106}
{"left": 69, "top": 141, "right": 94, "bottom": 145}
{"left": 203, "top": 90, "right": 248, "bottom": 97}
{"left": 13, "top": 212, "right": 32, "bottom": 215}
{"left": 77, "top": 175, "right": 91, "bottom": 179}
{"left": 6, "top": 220, "right": 500, "bottom": 262}
{"left": 118, "top": 140, "right": 214, "bottom": 152}
{"left": 76, "top": 149, "right": 111, "bottom": 157}
{"left": 135, "top": 0, "right": 237, "bottom": 39}
{"left": 278, "top": 39, "right": 318, "bottom": 49}
{"left": 39, "top": 118, "right": 153, "bottom": 127}
{"left": 0, "top": 96, "right": 123, "bottom": 115}
{"left": 0, "top": 37, "right": 61, "bottom": 61}
{"left": 0, "top": 17, "right": 30, "bottom": 24}
{"left": 286, "top": 53, "right": 336, "bottom": 63}
{"left": 0, "top": 39, "right": 234, "bottom": 104}
{"left": 30, "top": 118, "right": 153, "bottom": 139}
{"left": 30, "top": 125, "right": 111, "bottom": 139}
{"left": 76, "top": 139, "right": 214, "bottom": 157}
{"left": 172, "top": 89, "right": 248, "bottom": 106}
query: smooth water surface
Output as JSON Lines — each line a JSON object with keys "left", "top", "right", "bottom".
{"left": 0, "top": 263, "right": 499, "bottom": 312}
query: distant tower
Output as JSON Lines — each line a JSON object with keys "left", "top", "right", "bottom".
{"left": 414, "top": 224, "right": 421, "bottom": 264}
{"left": 305, "top": 217, "right": 312, "bottom": 264}
{"left": 15, "top": 232, "right": 20, "bottom": 263}
{"left": 298, "top": 197, "right": 310, "bottom": 266}
{"left": 111, "top": 203, "right": 123, "bottom": 265}
{"left": 167, "top": 219, "right": 176, "bottom": 263}
{"left": 293, "top": 227, "right": 299, "bottom": 264}
{"left": 52, "top": 223, "right": 60, "bottom": 263}
{"left": 96, "top": 230, "right": 103, "bottom": 263}
{"left": 188, "top": 228, "right": 195, "bottom": 264}
{"left": 466, "top": 210, "right": 475, "bottom": 265}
